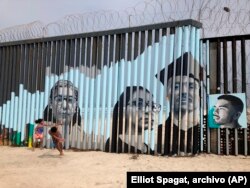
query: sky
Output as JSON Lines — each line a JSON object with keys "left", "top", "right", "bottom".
{"left": 0, "top": 0, "right": 145, "bottom": 30}
{"left": 0, "top": 0, "right": 249, "bottom": 38}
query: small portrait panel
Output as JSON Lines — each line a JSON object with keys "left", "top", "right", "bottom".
{"left": 208, "top": 93, "right": 247, "bottom": 129}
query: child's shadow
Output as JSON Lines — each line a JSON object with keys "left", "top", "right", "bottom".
{"left": 38, "top": 151, "right": 62, "bottom": 158}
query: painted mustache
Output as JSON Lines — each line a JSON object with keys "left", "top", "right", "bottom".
{"left": 139, "top": 117, "right": 154, "bottom": 124}
{"left": 176, "top": 96, "right": 193, "bottom": 103}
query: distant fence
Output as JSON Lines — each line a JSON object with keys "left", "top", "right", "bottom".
{"left": 201, "top": 35, "right": 250, "bottom": 155}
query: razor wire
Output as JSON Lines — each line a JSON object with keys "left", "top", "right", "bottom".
{"left": 0, "top": 0, "right": 250, "bottom": 42}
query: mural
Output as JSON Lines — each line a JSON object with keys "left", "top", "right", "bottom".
{"left": 208, "top": 93, "right": 247, "bottom": 129}
{"left": 156, "top": 52, "right": 202, "bottom": 156}
{"left": 0, "top": 20, "right": 202, "bottom": 156}
{"left": 43, "top": 80, "right": 81, "bottom": 149}
{"left": 105, "top": 86, "right": 161, "bottom": 154}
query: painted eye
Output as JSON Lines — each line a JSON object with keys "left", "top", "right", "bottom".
{"left": 175, "top": 83, "right": 180, "bottom": 89}
{"left": 189, "top": 83, "right": 194, "bottom": 89}
{"left": 54, "top": 96, "right": 63, "bottom": 102}
{"left": 67, "top": 97, "right": 74, "bottom": 103}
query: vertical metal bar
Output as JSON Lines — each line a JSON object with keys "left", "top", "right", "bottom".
{"left": 39, "top": 42, "right": 47, "bottom": 147}
{"left": 155, "top": 28, "right": 163, "bottom": 155}
{"left": 142, "top": 30, "right": 149, "bottom": 154}
{"left": 28, "top": 43, "right": 36, "bottom": 148}
{"left": 44, "top": 41, "right": 52, "bottom": 148}
{"left": 1, "top": 47, "right": 7, "bottom": 145}
{"left": 88, "top": 37, "right": 96, "bottom": 150}
{"left": 4, "top": 47, "right": 10, "bottom": 145}
{"left": 216, "top": 40, "right": 221, "bottom": 154}
{"left": 72, "top": 39, "right": 80, "bottom": 149}
{"left": 148, "top": 29, "right": 156, "bottom": 155}
{"left": 26, "top": 44, "right": 31, "bottom": 125}
{"left": 232, "top": 38, "right": 239, "bottom": 155}
{"left": 96, "top": 36, "right": 104, "bottom": 151}
{"left": 70, "top": 39, "right": 77, "bottom": 148}
{"left": 145, "top": 30, "right": 152, "bottom": 153}
{"left": 14, "top": 45, "right": 21, "bottom": 146}
{"left": 42, "top": 42, "right": 49, "bottom": 146}
{"left": 71, "top": 39, "right": 78, "bottom": 148}
{"left": 48, "top": 41, "right": 56, "bottom": 148}
{"left": 67, "top": 39, "right": 75, "bottom": 149}
{"left": 37, "top": 42, "right": 45, "bottom": 122}
{"left": 25, "top": 44, "right": 33, "bottom": 134}
{"left": 20, "top": 44, "right": 29, "bottom": 145}
{"left": 30, "top": 43, "right": 37, "bottom": 125}
{"left": 2, "top": 47, "right": 7, "bottom": 145}
{"left": 78, "top": 38, "right": 85, "bottom": 149}
{"left": 5, "top": 47, "right": 12, "bottom": 145}
{"left": 169, "top": 26, "right": 179, "bottom": 156}
{"left": 33, "top": 42, "right": 40, "bottom": 138}
{"left": 168, "top": 27, "right": 177, "bottom": 156}
{"left": 123, "top": 31, "right": 130, "bottom": 151}
{"left": 200, "top": 40, "right": 204, "bottom": 152}
{"left": 3, "top": 46, "right": 8, "bottom": 145}
{"left": 75, "top": 38, "right": 81, "bottom": 149}
{"left": 51, "top": 41, "right": 58, "bottom": 147}
{"left": 222, "top": 40, "right": 230, "bottom": 155}
{"left": 84, "top": 37, "right": 92, "bottom": 149}
{"left": 9, "top": 46, "right": 17, "bottom": 146}
{"left": 154, "top": 29, "right": 163, "bottom": 156}
{"left": 133, "top": 31, "right": 139, "bottom": 154}
{"left": 95, "top": 36, "right": 103, "bottom": 150}
{"left": 83, "top": 37, "right": 90, "bottom": 150}
{"left": 138, "top": 30, "right": 146, "bottom": 154}
{"left": 194, "top": 27, "right": 201, "bottom": 155}
{"left": 100, "top": 35, "right": 109, "bottom": 151}
{"left": 0, "top": 47, "right": 3, "bottom": 145}
{"left": 232, "top": 38, "right": 237, "bottom": 91}
{"left": 216, "top": 39, "right": 221, "bottom": 93}
{"left": 126, "top": 32, "right": 132, "bottom": 154}
{"left": 152, "top": 29, "right": 160, "bottom": 155}
{"left": 88, "top": 37, "right": 95, "bottom": 150}
{"left": 56, "top": 40, "right": 66, "bottom": 147}
{"left": 184, "top": 26, "right": 191, "bottom": 156}
{"left": 24, "top": 42, "right": 30, "bottom": 131}
{"left": 107, "top": 35, "right": 115, "bottom": 152}
{"left": 162, "top": 27, "right": 175, "bottom": 156}
{"left": 175, "top": 27, "right": 183, "bottom": 156}
{"left": 223, "top": 40, "right": 228, "bottom": 93}
{"left": 0, "top": 47, "right": 4, "bottom": 143}
{"left": 241, "top": 38, "right": 248, "bottom": 156}
{"left": 118, "top": 33, "right": 125, "bottom": 154}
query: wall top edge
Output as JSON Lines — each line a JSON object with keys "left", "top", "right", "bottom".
{"left": 202, "top": 34, "right": 250, "bottom": 42}
{"left": 0, "top": 19, "right": 202, "bottom": 47}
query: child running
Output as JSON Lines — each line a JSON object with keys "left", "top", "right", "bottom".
{"left": 33, "top": 119, "right": 47, "bottom": 149}
{"left": 49, "top": 125, "right": 64, "bottom": 156}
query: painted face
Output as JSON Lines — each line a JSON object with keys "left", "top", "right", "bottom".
{"left": 168, "top": 76, "right": 199, "bottom": 113}
{"left": 51, "top": 86, "right": 77, "bottom": 124}
{"left": 213, "top": 99, "right": 236, "bottom": 125}
{"left": 126, "top": 89, "right": 161, "bottom": 132}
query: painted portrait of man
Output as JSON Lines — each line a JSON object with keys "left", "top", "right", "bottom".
{"left": 156, "top": 52, "right": 203, "bottom": 156}
{"left": 208, "top": 93, "right": 247, "bottom": 129}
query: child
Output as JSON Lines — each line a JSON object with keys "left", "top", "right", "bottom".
{"left": 49, "top": 126, "right": 64, "bottom": 155}
{"left": 33, "top": 119, "right": 47, "bottom": 149}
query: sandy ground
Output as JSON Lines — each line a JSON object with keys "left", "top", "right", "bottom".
{"left": 0, "top": 146, "right": 249, "bottom": 188}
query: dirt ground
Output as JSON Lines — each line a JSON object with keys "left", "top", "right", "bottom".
{"left": 0, "top": 146, "right": 249, "bottom": 188}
